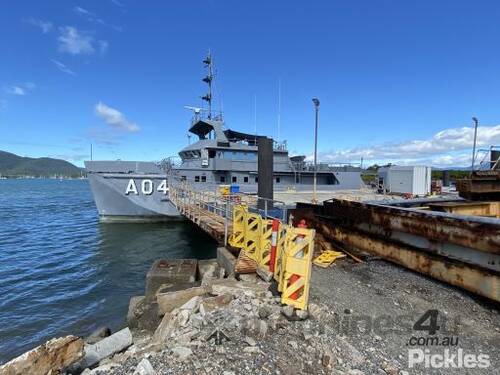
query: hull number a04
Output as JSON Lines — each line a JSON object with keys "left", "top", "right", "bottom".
{"left": 125, "top": 179, "right": 168, "bottom": 195}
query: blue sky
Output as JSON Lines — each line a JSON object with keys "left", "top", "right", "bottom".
{"left": 1, "top": 0, "right": 499, "bottom": 167}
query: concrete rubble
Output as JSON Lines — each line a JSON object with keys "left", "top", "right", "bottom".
{"left": 0, "top": 335, "right": 83, "bottom": 375}
{"left": 3, "top": 252, "right": 497, "bottom": 375}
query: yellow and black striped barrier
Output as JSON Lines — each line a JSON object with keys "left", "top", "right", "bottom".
{"left": 228, "top": 204, "right": 315, "bottom": 310}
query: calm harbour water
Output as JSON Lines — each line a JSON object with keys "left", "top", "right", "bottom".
{"left": 0, "top": 179, "right": 217, "bottom": 363}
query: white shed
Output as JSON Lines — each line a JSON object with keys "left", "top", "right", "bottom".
{"left": 378, "top": 166, "right": 431, "bottom": 196}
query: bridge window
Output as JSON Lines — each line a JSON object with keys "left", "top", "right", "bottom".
{"left": 195, "top": 176, "right": 200, "bottom": 182}
{"left": 255, "top": 177, "right": 258, "bottom": 183}
{"left": 244, "top": 176, "right": 249, "bottom": 183}
{"left": 232, "top": 176, "right": 237, "bottom": 183}
{"left": 181, "top": 176, "right": 186, "bottom": 181}
{"left": 208, "top": 149, "right": 216, "bottom": 158}
{"left": 276, "top": 177, "right": 281, "bottom": 183}
{"left": 201, "top": 176, "right": 206, "bottom": 182}
{"left": 220, "top": 176, "right": 226, "bottom": 183}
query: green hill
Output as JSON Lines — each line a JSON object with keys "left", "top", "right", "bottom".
{"left": 0, "top": 150, "right": 83, "bottom": 178}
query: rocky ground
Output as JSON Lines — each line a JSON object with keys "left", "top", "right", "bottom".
{"left": 309, "top": 258, "right": 499, "bottom": 375}
{"left": 2, "top": 253, "right": 497, "bottom": 375}
{"left": 76, "top": 258, "right": 498, "bottom": 375}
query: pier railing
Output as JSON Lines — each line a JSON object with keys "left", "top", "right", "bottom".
{"left": 167, "top": 178, "right": 288, "bottom": 245}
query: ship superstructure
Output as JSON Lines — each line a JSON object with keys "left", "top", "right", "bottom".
{"left": 85, "top": 53, "right": 363, "bottom": 221}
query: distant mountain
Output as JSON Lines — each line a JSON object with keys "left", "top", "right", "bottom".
{"left": 0, "top": 150, "right": 83, "bottom": 178}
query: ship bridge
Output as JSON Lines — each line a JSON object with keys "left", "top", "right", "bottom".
{"left": 189, "top": 118, "right": 285, "bottom": 149}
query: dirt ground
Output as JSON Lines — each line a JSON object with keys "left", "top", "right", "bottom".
{"left": 310, "top": 257, "right": 500, "bottom": 374}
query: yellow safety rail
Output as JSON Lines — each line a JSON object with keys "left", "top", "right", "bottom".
{"left": 243, "top": 212, "right": 262, "bottom": 261}
{"left": 274, "top": 222, "right": 288, "bottom": 292}
{"left": 228, "top": 205, "right": 315, "bottom": 310}
{"left": 228, "top": 205, "right": 247, "bottom": 248}
{"left": 259, "top": 219, "right": 273, "bottom": 268}
{"left": 280, "top": 227, "right": 315, "bottom": 310}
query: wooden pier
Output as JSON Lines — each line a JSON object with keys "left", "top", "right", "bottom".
{"left": 168, "top": 183, "right": 234, "bottom": 244}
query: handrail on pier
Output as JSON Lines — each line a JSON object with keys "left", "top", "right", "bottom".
{"left": 167, "top": 177, "right": 288, "bottom": 245}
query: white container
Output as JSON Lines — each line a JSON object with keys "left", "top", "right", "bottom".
{"left": 378, "top": 166, "right": 431, "bottom": 196}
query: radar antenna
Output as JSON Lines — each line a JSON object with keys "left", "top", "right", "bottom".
{"left": 201, "top": 50, "right": 213, "bottom": 119}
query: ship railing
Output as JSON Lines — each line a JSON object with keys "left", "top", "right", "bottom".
{"left": 476, "top": 146, "right": 500, "bottom": 171}
{"left": 157, "top": 156, "right": 182, "bottom": 173}
{"left": 167, "top": 177, "right": 288, "bottom": 245}
{"left": 190, "top": 111, "right": 224, "bottom": 126}
{"left": 273, "top": 140, "right": 287, "bottom": 151}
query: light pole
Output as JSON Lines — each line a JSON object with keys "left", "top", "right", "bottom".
{"left": 471, "top": 117, "right": 479, "bottom": 174}
{"left": 312, "top": 98, "right": 320, "bottom": 203}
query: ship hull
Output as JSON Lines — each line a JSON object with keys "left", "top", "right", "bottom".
{"left": 85, "top": 161, "right": 181, "bottom": 221}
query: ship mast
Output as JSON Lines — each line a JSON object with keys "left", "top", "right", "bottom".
{"left": 201, "top": 51, "right": 213, "bottom": 119}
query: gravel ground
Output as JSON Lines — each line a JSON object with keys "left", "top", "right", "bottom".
{"left": 310, "top": 258, "right": 500, "bottom": 374}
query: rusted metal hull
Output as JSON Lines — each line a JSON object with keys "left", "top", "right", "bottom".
{"left": 293, "top": 199, "right": 500, "bottom": 302}
{"left": 456, "top": 170, "right": 500, "bottom": 201}
{"left": 427, "top": 201, "right": 500, "bottom": 218}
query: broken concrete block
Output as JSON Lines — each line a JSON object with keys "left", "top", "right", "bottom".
{"left": 134, "top": 358, "right": 156, "bottom": 375}
{"left": 156, "top": 286, "right": 207, "bottom": 315}
{"left": 238, "top": 273, "right": 260, "bottom": 283}
{"left": 171, "top": 346, "right": 192, "bottom": 361}
{"left": 296, "top": 309, "right": 309, "bottom": 320}
{"left": 256, "top": 265, "right": 274, "bottom": 282}
{"left": 281, "top": 305, "right": 295, "bottom": 319}
{"left": 154, "top": 281, "right": 199, "bottom": 296}
{"left": 180, "top": 295, "right": 203, "bottom": 312}
{"left": 0, "top": 336, "right": 83, "bottom": 375}
{"left": 127, "top": 296, "right": 145, "bottom": 329}
{"left": 145, "top": 259, "right": 197, "bottom": 300}
{"left": 70, "top": 328, "right": 132, "bottom": 372}
{"left": 207, "top": 278, "right": 270, "bottom": 297}
{"left": 199, "top": 294, "right": 234, "bottom": 315}
{"left": 151, "top": 312, "right": 175, "bottom": 347}
{"left": 216, "top": 247, "right": 236, "bottom": 275}
{"left": 127, "top": 297, "right": 161, "bottom": 332}
{"left": 198, "top": 259, "right": 220, "bottom": 279}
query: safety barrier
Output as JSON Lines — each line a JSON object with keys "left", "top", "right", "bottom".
{"left": 274, "top": 221, "right": 288, "bottom": 292}
{"left": 280, "top": 227, "right": 315, "bottom": 310}
{"left": 228, "top": 205, "right": 247, "bottom": 248}
{"left": 228, "top": 204, "right": 315, "bottom": 310}
{"left": 243, "top": 212, "right": 261, "bottom": 260}
{"left": 259, "top": 219, "right": 273, "bottom": 268}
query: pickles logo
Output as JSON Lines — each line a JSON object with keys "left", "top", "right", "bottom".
{"left": 407, "top": 310, "right": 490, "bottom": 370}
{"left": 408, "top": 349, "right": 490, "bottom": 369}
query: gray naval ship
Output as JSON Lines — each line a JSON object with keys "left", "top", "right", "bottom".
{"left": 85, "top": 54, "right": 363, "bottom": 221}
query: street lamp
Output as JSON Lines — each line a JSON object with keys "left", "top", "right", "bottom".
{"left": 312, "top": 98, "right": 320, "bottom": 203}
{"left": 471, "top": 117, "right": 479, "bottom": 174}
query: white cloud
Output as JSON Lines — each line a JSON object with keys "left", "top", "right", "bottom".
{"left": 73, "top": 6, "right": 94, "bottom": 17}
{"left": 51, "top": 59, "right": 76, "bottom": 75}
{"left": 5, "top": 83, "right": 36, "bottom": 96}
{"left": 25, "top": 18, "right": 53, "bottom": 33}
{"left": 58, "top": 26, "right": 96, "bottom": 55}
{"left": 95, "top": 102, "right": 140, "bottom": 132}
{"left": 311, "top": 124, "right": 500, "bottom": 167}
{"left": 8, "top": 86, "right": 26, "bottom": 95}
{"left": 73, "top": 5, "right": 123, "bottom": 32}
{"left": 110, "top": 0, "right": 124, "bottom": 7}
